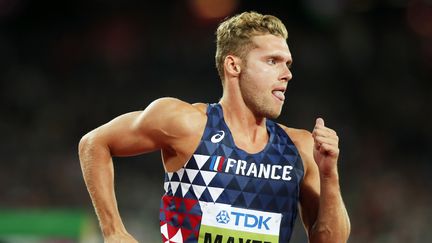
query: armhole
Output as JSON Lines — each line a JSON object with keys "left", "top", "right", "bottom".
{"left": 168, "top": 103, "right": 211, "bottom": 172}
{"left": 275, "top": 123, "right": 306, "bottom": 182}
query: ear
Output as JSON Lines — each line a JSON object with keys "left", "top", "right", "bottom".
{"left": 224, "top": 55, "right": 242, "bottom": 77}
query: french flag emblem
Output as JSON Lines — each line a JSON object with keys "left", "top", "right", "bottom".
{"left": 209, "top": 156, "right": 225, "bottom": 172}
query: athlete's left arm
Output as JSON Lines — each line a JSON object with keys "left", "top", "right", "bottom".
{"left": 285, "top": 119, "right": 350, "bottom": 242}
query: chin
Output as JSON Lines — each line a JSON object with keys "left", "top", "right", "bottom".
{"left": 267, "top": 111, "right": 281, "bottom": 119}
{"left": 263, "top": 107, "right": 282, "bottom": 119}
{"left": 248, "top": 99, "right": 283, "bottom": 119}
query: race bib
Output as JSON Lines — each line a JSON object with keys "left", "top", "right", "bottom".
{"left": 198, "top": 202, "right": 281, "bottom": 243}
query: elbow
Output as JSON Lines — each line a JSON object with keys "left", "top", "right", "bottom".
{"left": 78, "top": 131, "right": 93, "bottom": 158}
{"left": 78, "top": 130, "right": 103, "bottom": 163}
{"left": 309, "top": 224, "right": 350, "bottom": 243}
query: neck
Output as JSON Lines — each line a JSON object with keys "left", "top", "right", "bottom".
{"left": 220, "top": 98, "right": 266, "bottom": 127}
{"left": 218, "top": 74, "right": 270, "bottom": 150}
{"left": 219, "top": 94, "right": 268, "bottom": 145}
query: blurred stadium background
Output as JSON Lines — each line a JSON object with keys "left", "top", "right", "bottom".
{"left": 0, "top": 0, "right": 431, "bottom": 242}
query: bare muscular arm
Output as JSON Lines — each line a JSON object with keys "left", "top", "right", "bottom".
{"left": 78, "top": 98, "right": 206, "bottom": 242}
{"left": 284, "top": 119, "right": 350, "bottom": 243}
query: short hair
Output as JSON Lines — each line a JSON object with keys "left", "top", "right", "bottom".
{"left": 215, "top": 11, "right": 288, "bottom": 81}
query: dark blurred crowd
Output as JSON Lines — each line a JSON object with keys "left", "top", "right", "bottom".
{"left": 0, "top": 0, "right": 431, "bottom": 242}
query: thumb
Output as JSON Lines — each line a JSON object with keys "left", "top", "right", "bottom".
{"left": 316, "top": 117, "right": 325, "bottom": 127}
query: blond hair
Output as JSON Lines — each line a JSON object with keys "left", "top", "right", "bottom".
{"left": 215, "top": 11, "right": 288, "bottom": 81}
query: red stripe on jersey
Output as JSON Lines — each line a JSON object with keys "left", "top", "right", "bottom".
{"left": 217, "top": 156, "right": 225, "bottom": 172}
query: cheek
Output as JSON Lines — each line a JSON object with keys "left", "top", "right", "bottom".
{"left": 250, "top": 62, "right": 272, "bottom": 74}
{"left": 242, "top": 69, "right": 263, "bottom": 90}
{"left": 253, "top": 63, "right": 280, "bottom": 81}
{"left": 244, "top": 64, "right": 272, "bottom": 83}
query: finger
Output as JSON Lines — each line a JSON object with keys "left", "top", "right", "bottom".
{"left": 319, "top": 143, "right": 339, "bottom": 156}
{"left": 314, "top": 135, "right": 339, "bottom": 146}
{"left": 316, "top": 117, "right": 325, "bottom": 127}
{"left": 314, "top": 118, "right": 337, "bottom": 135}
{"left": 312, "top": 127, "right": 337, "bottom": 138}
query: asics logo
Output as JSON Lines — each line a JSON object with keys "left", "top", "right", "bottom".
{"left": 211, "top": 130, "right": 225, "bottom": 143}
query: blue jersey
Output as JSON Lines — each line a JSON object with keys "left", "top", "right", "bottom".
{"left": 160, "top": 103, "right": 304, "bottom": 243}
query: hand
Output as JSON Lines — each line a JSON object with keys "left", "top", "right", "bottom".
{"left": 312, "top": 118, "right": 339, "bottom": 178}
{"left": 104, "top": 233, "right": 139, "bottom": 243}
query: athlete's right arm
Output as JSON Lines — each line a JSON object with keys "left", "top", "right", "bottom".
{"left": 78, "top": 97, "right": 205, "bottom": 242}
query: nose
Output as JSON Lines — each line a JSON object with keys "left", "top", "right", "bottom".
{"left": 280, "top": 65, "right": 292, "bottom": 83}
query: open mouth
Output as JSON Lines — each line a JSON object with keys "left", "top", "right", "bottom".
{"left": 272, "top": 89, "right": 285, "bottom": 102}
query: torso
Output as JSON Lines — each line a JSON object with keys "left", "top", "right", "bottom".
{"left": 159, "top": 103, "right": 305, "bottom": 243}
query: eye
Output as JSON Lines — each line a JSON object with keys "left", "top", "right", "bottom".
{"left": 267, "top": 58, "right": 276, "bottom": 65}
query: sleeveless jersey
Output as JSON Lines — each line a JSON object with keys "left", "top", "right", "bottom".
{"left": 160, "top": 103, "right": 304, "bottom": 243}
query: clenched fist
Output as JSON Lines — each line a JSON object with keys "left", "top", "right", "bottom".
{"left": 312, "top": 118, "right": 340, "bottom": 178}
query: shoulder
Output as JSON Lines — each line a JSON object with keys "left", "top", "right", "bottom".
{"left": 277, "top": 123, "right": 314, "bottom": 172}
{"left": 140, "top": 97, "right": 206, "bottom": 120}
{"left": 277, "top": 123, "right": 313, "bottom": 150}
{"left": 144, "top": 97, "right": 206, "bottom": 114}
{"left": 142, "top": 98, "right": 209, "bottom": 170}
{"left": 135, "top": 97, "right": 208, "bottom": 138}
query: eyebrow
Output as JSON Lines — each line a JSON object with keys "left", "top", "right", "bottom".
{"left": 268, "top": 54, "right": 293, "bottom": 67}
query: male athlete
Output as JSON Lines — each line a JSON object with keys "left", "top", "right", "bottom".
{"left": 79, "top": 12, "right": 350, "bottom": 243}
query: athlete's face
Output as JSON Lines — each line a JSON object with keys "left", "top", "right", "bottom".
{"left": 239, "top": 34, "right": 292, "bottom": 119}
